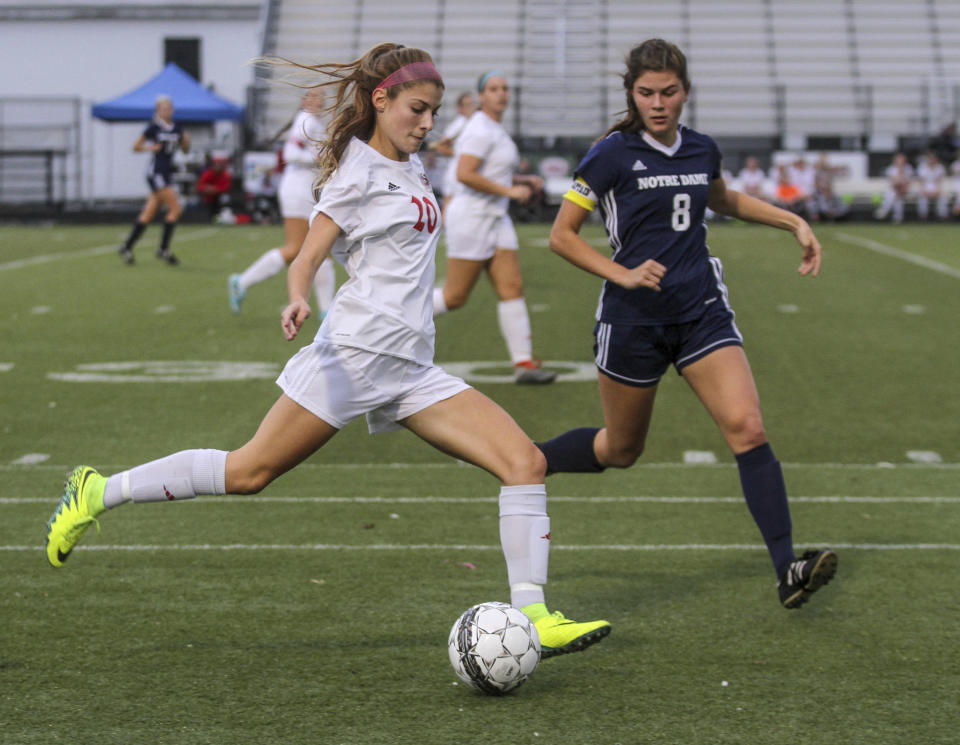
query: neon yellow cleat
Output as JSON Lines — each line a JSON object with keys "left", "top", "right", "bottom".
{"left": 44, "top": 466, "right": 106, "bottom": 567}
{"left": 532, "top": 611, "right": 611, "bottom": 659}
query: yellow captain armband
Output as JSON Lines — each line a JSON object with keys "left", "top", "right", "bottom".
{"left": 563, "top": 177, "right": 597, "bottom": 211}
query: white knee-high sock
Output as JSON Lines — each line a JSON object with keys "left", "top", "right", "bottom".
{"left": 433, "top": 286, "right": 448, "bottom": 315}
{"left": 497, "top": 298, "right": 533, "bottom": 364}
{"left": 313, "top": 258, "right": 336, "bottom": 313}
{"left": 239, "top": 248, "right": 286, "bottom": 290}
{"left": 499, "top": 484, "right": 549, "bottom": 608}
{"left": 102, "top": 449, "right": 227, "bottom": 508}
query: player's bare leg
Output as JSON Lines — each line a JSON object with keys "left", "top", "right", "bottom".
{"left": 403, "top": 389, "right": 610, "bottom": 656}
{"left": 683, "top": 346, "right": 837, "bottom": 607}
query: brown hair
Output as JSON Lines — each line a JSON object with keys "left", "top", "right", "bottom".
{"left": 272, "top": 43, "right": 443, "bottom": 189}
{"left": 603, "top": 38, "right": 690, "bottom": 138}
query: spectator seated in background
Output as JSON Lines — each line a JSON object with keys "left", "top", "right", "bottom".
{"left": 916, "top": 150, "right": 948, "bottom": 221}
{"left": 787, "top": 156, "right": 819, "bottom": 221}
{"left": 737, "top": 156, "right": 770, "bottom": 201}
{"left": 195, "top": 154, "right": 234, "bottom": 221}
{"left": 951, "top": 156, "right": 960, "bottom": 218}
{"left": 772, "top": 165, "right": 804, "bottom": 213}
{"left": 874, "top": 152, "right": 914, "bottom": 224}
{"left": 812, "top": 152, "right": 849, "bottom": 221}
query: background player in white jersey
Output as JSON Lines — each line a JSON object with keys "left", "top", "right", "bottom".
{"left": 433, "top": 71, "right": 556, "bottom": 384}
{"left": 117, "top": 95, "right": 190, "bottom": 265}
{"left": 45, "top": 43, "right": 609, "bottom": 659}
{"left": 915, "top": 150, "right": 948, "bottom": 221}
{"left": 536, "top": 38, "right": 836, "bottom": 610}
{"left": 228, "top": 88, "right": 336, "bottom": 315}
{"left": 874, "top": 152, "right": 914, "bottom": 223}
{"left": 431, "top": 91, "right": 475, "bottom": 211}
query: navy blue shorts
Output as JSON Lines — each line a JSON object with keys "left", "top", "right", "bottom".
{"left": 146, "top": 172, "right": 174, "bottom": 192}
{"left": 593, "top": 300, "right": 743, "bottom": 387}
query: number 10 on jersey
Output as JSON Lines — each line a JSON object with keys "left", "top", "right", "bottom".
{"left": 411, "top": 195, "right": 438, "bottom": 233}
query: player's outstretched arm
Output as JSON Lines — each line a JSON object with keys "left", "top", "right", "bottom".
{"left": 707, "top": 177, "right": 822, "bottom": 277}
{"left": 282, "top": 213, "right": 340, "bottom": 340}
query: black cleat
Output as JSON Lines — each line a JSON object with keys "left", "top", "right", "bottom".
{"left": 779, "top": 549, "right": 837, "bottom": 609}
{"left": 118, "top": 246, "right": 135, "bottom": 264}
{"left": 156, "top": 249, "right": 179, "bottom": 266}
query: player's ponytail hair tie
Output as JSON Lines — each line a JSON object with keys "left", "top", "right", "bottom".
{"left": 477, "top": 70, "right": 506, "bottom": 92}
{"left": 374, "top": 61, "right": 443, "bottom": 91}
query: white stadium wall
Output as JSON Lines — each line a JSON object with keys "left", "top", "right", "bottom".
{"left": 0, "top": 2, "right": 261, "bottom": 201}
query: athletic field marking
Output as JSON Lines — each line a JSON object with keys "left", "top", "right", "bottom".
{"left": 683, "top": 450, "right": 717, "bottom": 464}
{"left": 10, "top": 454, "right": 50, "bottom": 466}
{"left": 0, "top": 228, "right": 220, "bottom": 272}
{"left": 907, "top": 450, "right": 942, "bottom": 464}
{"left": 833, "top": 231, "right": 960, "bottom": 279}
{"left": 2, "top": 542, "right": 958, "bottom": 552}
{"left": 4, "top": 495, "right": 958, "bottom": 505}
{"left": 5, "top": 461, "right": 960, "bottom": 471}
{"left": 44, "top": 359, "right": 598, "bottom": 384}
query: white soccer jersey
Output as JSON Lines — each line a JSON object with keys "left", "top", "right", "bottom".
{"left": 441, "top": 113, "right": 470, "bottom": 196}
{"left": 283, "top": 110, "right": 325, "bottom": 170}
{"left": 451, "top": 110, "right": 518, "bottom": 215}
{"left": 917, "top": 160, "right": 945, "bottom": 191}
{"left": 737, "top": 166, "right": 767, "bottom": 195}
{"left": 311, "top": 138, "right": 441, "bottom": 365}
{"left": 885, "top": 162, "right": 914, "bottom": 185}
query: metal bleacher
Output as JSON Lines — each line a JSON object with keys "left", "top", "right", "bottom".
{"left": 255, "top": 0, "right": 960, "bottom": 147}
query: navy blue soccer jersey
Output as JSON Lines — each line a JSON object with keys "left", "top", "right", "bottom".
{"left": 566, "top": 125, "right": 723, "bottom": 325}
{"left": 142, "top": 119, "right": 185, "bottom": 179}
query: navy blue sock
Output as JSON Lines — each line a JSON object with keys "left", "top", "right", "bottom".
{"left": 536, "top": 427, "right": 605, "bottom": 475}
{"left": 735, "top": 443, "right": 795, "bottom": 577}
{"left": 124, "top": 221, "right": 146, "bottom": 250}
{"left": 160, "top": 221, "right": 177, "bottom": 252}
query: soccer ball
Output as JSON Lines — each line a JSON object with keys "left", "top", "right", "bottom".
{"left": 447, "top": 601, "right": 541, "bottom": 694}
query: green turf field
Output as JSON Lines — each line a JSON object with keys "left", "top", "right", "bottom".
{"left": 1, "top": 220, "right": 958, "bottom": 744}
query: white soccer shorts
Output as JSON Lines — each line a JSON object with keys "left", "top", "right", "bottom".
{"left": 443, "top": 207, "right": 519, "bottom": 261}
{"left": 277, "top": 342, "right": 471, "bottom": 433}
{"left": 278, "top": 168, "right": 317, "bottom": 220}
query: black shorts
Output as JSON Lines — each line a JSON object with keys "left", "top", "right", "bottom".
{"left": 146, "top": 172, "right": 174, "bottom": 192}
{"left": 594, "top": 300, "right": 743, "bottom": 387}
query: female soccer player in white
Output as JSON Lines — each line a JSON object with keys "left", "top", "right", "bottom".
{"left": 433, "top": 72, "right": 556, "bottom": 384}
{"left": 433, "top": 91, "right": 476, "bottom": 210}
{"left": 45, "top": 43, "right": 609, "bottom": 659}
{"left": 228, "top": 88, "right": 336, "bottom": 315}
{"left": 536, "top": 39, "right": 837, "bottom": 610}
{"left": 118, "top": 95, "right": 190, "bottom": 265}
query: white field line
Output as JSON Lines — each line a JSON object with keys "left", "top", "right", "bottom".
{"left": 2, "top": 542, "right": 959, "bottom": 552}
{"left": 0, "top": 228, "right": 221, "bottom": 272}
{"left": 3, "top": 461, "right": 960, "bottom": 472}
{"left": 3, "top": 495, "right": 959, "bottom": 505}
{"left": 833, "top": 231, "right": 960, "bottom": 279}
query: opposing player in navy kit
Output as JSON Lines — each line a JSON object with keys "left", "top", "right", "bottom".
{"left": 45, "top": 43, "right": 610, "bottom": 658}
{"left": 537, "top": 39, "right": 837, "bottom": 610}
{"left": 118, "top": 95, "right": 190, "bottom": 265}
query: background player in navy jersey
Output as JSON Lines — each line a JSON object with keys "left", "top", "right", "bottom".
{"left": 537, "top": 38, "right": 837, "bottom": 610}
{"left": 118, "top": 94, "right": 190, "bottom": 265}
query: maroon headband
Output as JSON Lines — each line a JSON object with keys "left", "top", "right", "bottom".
{"left": 374, "top": 61, "right": 443, "bottom": 91}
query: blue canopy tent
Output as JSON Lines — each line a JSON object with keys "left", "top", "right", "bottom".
{"left": 91, "top": 63, "right": 244, "bottom": 122}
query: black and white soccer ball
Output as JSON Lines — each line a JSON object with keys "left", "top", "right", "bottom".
{"left": 447, "top": 601, "right": 541, "bottom": 694}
